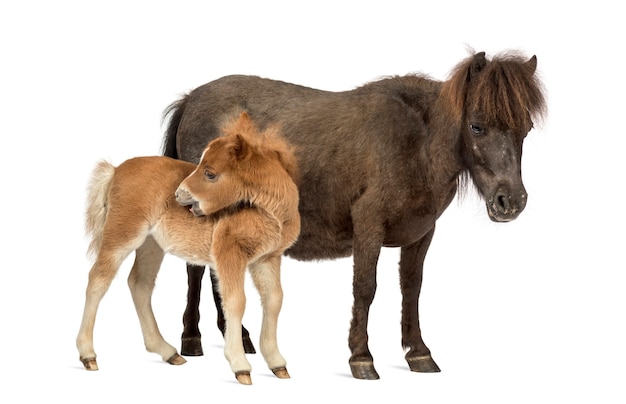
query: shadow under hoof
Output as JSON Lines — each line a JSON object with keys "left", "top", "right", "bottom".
{"left": 181, "top": 337, "right": 204, "bottom": 356}
{"left": 407, "top": 354, "right": 441, "bottom": 373}
{"left": 272, "top": 366, "right": 290, "bottom": 379}
{"left": 243, "top": 335, "right": 256, "bottom": 354}
{"left": 167, "top": 353, "right": 187, "bottom": 365}
{"left": 81, "top": 357, "right": 98, "bottom": 371}
{"left": 349, "top": 361, "right": 380, "bottom": 380}
{"left": 235, "top": 371, "right": 252, "bottom": 385}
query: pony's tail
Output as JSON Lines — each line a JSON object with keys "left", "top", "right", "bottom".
{"left": 161, "top": 94, "right": 190, "bottom": 159}
{"left": 85, "top": 161, "right": 116, "bottom": 259}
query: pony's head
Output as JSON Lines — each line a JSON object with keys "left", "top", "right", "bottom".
{"left": 176, "top": 112, "right": 298, "bottom": 216}
{"left": 441, "top": 50, "right": 547, "bottom": 222}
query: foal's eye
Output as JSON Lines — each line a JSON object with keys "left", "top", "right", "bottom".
{"left": 469, "top": 123, "right": 485, "bottom": 135}
{"left": 204, "top": 169, "right": 218, "bottom": 181}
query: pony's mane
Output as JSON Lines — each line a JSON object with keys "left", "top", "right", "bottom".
{"left": 442, "top": 51, "right": 547, "bottom": 131}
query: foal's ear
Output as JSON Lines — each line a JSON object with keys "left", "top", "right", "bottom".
{"left": 469, "top": 51, "right": 487, "bottom": 79}
{"left": 230, "top": 133, "right": 251, "bottom": 161}
{"left": 525, "top": 55, "right": 538, "bottom": 74}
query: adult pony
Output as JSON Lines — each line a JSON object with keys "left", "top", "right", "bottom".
{"left": 162, "top": 50, "right": 547, "bottom": 380}
{"left": 76, "top": 113, "right": 300, "bottom": 385}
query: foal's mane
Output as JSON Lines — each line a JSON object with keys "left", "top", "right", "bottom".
{"left": 220, "top": 112, "right": 299, "bottom": 185}
{"left": 441, "top": 51, "right": 547, "bottom": 131}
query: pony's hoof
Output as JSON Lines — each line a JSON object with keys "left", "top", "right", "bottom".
{"left": 349, "top": 360, "right": 380, "bottom": 380}
{"left": 406, "top": 354, "right": 441, "bottom": 373}
{"left": 272, "top": 366, "right": 290, "bottom": 379}
{"left": 81, "top": 357, "right": 99, "bottom": 371}
{"left": 235, "top": 371, "right": 252, "bottom": 385}
{"left": 181, "top": 337, "right": 203, "bottom": 356}
{"left": 166, "top": 353, "right": 187, "bottom": 366}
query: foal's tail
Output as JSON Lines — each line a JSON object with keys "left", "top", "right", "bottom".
{"left": 85, "top": 161, "right": 116, "bottom": 259}
{"left": 161, "top": 94, "right": 190, "bottom": 159}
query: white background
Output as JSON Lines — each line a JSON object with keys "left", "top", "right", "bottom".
{"left": 1, "top": 1, "right": 624, "bottom": 402}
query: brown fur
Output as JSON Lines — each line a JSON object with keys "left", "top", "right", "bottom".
{"left": 76, "top": 113, "right": 299, "bottom": 384}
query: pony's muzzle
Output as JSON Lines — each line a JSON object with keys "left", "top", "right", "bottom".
{"left": 487, "top": 187, "right": 527, "bottom": 222}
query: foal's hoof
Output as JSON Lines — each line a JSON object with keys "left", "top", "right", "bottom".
{"left": 406, "top": 354, "right": 441, "bottom": 373}
{"left": 271, "top": 366, "right": 291, "bottom": 379}
{"left": 349, "top": 360, "right": 380, "bottom": 380}
{"left": 235, "top": 371, "right": 252, "bottom": 385}
{"left": 181, "top": 337, "right": 203, "bottom": 356}
{"left": 166, "top": 353, "right": 187, "bottom": 366}
{"left": 81, "top": 357, "right": 98, "bottom": 371}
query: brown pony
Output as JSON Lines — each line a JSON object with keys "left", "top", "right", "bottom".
{"left": 162, "top": 50, "right": 547, "bottom": 380}
{"left": 76, "top": 112, "right": 300, "bottom": 385}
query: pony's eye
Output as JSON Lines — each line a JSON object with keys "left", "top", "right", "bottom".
{"left": 469, "top": 124, "right": 485, "bottom": 135}
{"left": 204, "top": 169, "right": 218, "bottom": 181}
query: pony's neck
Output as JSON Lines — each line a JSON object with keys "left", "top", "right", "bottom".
{"left": 425, "top": 92, "right": 466, "bottom": 191}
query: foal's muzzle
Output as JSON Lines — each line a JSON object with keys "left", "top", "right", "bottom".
{"left": 175, "top": 187, "right": 204, "bottom": 216}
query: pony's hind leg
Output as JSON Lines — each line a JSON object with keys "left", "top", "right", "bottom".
{"left": 249, "top": 255, "right": 289, "bottom": 379}
{"left": 76, "top": 250, "right": 131, "bottom": 370}
{"left": 128, "top": 236, "right": 185, "bottom": 365}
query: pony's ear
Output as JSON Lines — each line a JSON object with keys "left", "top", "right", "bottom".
{"left": 469, "top": 51, "right": 487, "bottom": 79}
{"left": 525, "top": 55, "right": 537, "bottom": 74}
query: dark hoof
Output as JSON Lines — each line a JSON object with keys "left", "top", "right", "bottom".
{"left": 407, "top": 354, "right": 441, "bottom": 373}
{"left": 349, "top": 360, "right": 380, "bottom": 380}
{"left": 243, "top": 334, "right": 256, "bottom": 354}
{"left": 181, "top": 337, "right": 204, "bottom": 356}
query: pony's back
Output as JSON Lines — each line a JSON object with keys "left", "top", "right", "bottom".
{"left": 85, "top": 160, "right": 116, "bottom": 259}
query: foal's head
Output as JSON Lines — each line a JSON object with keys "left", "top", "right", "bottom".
{"left": 176, "top": 112, "right": 298, "bottom": 216}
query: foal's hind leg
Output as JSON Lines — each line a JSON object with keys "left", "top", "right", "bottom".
{"left": 249, "top": 255, "right": 289, "bottom": 379}
{"left": 128, "top": 236, "right": 185, "bottom": 365}
{"left": 399, "top": 230, "right": 440, "bottom": 373}
{"left": 76, "top": 249, "right": 132, "bottom": 370}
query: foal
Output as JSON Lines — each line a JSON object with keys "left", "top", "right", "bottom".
{"left": 76, "top": 112, "right": 300, "bottom": 385}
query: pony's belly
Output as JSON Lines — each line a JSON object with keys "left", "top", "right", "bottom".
{"left": 285, "top": 233, "right": 353, "bottom": 261}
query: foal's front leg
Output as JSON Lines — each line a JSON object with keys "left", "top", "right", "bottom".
{"left": 249, "top": 255, "right": 289, "bottom": 379}
{"left": 128, "top": 237, "right": 185, "bottom": 365}
{"left": 215, "top": 255, "right": 252, "bottom": 384}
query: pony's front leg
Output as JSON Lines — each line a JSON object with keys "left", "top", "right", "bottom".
{"left": 399, "top": 230, "right": 440, "bottom": 373}
{"left": 128, "top": 237, "right": 185, "bottom": 366}
{"left": 216, "top": 257, "right": 252, "bottom": 384}
{"left": 249, "top": 255, "right": 289, "bottom": 379}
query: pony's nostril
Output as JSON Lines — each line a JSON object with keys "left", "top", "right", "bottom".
{"left": 496, "top": 193, "right": 510, "bottom": 211}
